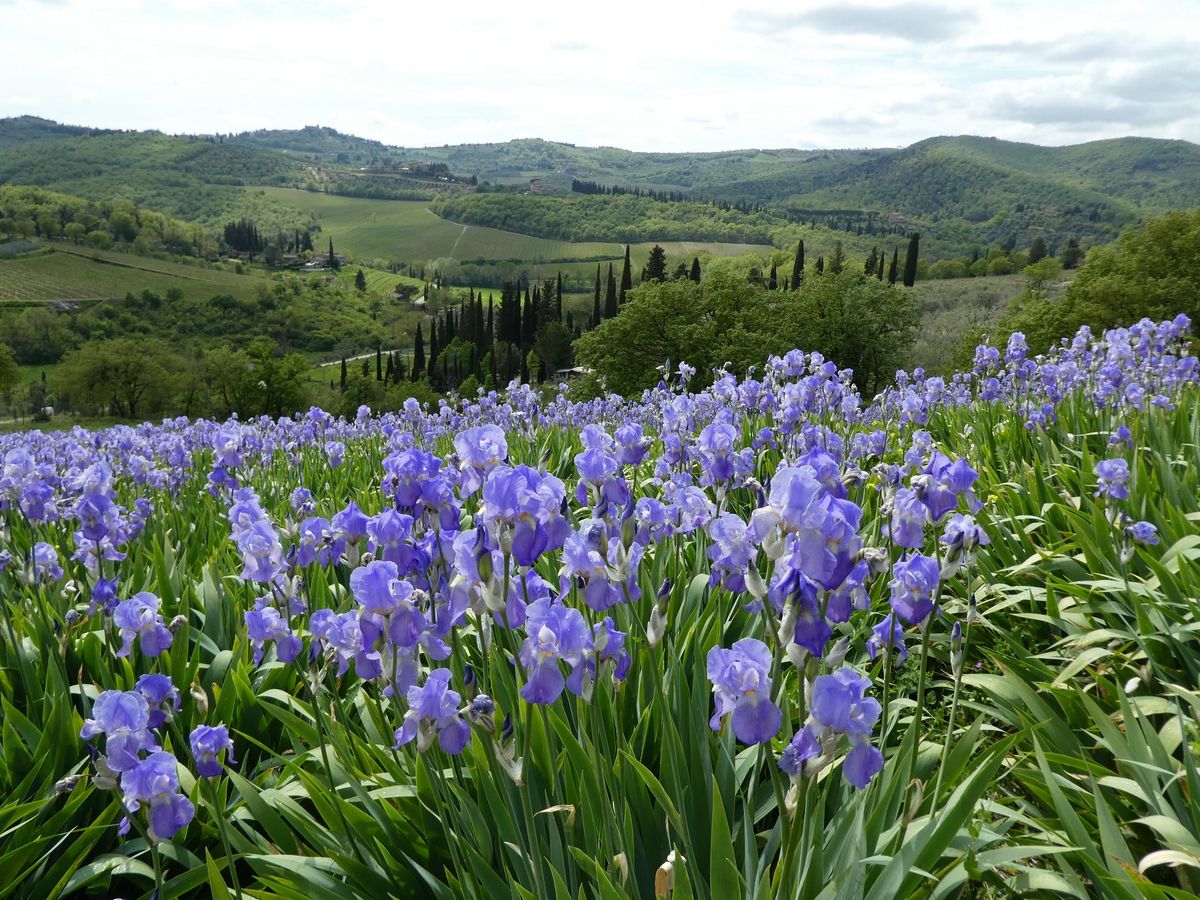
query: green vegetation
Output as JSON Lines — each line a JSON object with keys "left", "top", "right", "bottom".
{"left": 574, "top": 268, "right": 919, "bottom": 396}
{"left": 978, "top": 208, "right": 1200, "bottom": 356}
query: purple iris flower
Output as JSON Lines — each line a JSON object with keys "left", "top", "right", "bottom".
{"left": 325, "top": 441, "right": 346, "bottom": 468}
{"left": 113, "top": 592, "right": 173, "bottom": 658}
{"left": 309, "top": 608, "right": 363, "bottom": 676}
{"left": 698, "top": 422, "right": 739, "bottom": 485}
{"left": 394, "top": 669, "right": 471, "bottom": 754}
{"left": 135, "top": 674, "right": 181, "bottom": 729}
{"left": 190, "top": 724, "right": 236, "bottom": 777}
{"left": 244, "top": 603, "right": 302, "bottom": 665}
{"left": 90, "top": 576, "right": 120, "bottom": 614}
{"left": 454, "top": 425, "right": 508, "bottom": 496}
{"left": 865, "top": 613, "right": 908, "bottom": 663}
{"left": 568, "top": 617, "right": 631, "bottom": 695}
{"left": 889, "top": 554, "right": 940, "bottom": 624}
{"left": 1127, "top": 521, "right": 1159, "bottom": 545}
{"left": 707, "top": 638, "right": 781, "bottom": 745}
{"left": 31, "top": 541, "right": 64, "bottom": 583}
{"left": 1095, "top": 458, "right": 1130, "bottom": 501}
{"left": 614, "top": 423, "right": 651, "bottom": 466}
{"left": 236, "top": 518, "right": 285, "bottom": 584}
{"left": 920, "top": 453, "right": 981, "bottom": 521}
{"left": 779, "top": 668, "right": 883, "bottom": 788}
{"left": 889, "top": 487, "right": 928, "bottom": 549}
{"left": 481, "top": 465, "right": 569, "bottom": 566}
{"left": 706, "top": 513, "right": 759, "bottom": 595}
{"left": 518, "top": 598, "right": 591, "bottom": 704}
{"left": 120, "top": 751, "right": 195, "bottom": 840}
{"left": 80, "top": 690, "right": 159, "bottom": 772}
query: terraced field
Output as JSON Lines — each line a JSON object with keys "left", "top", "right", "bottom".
{"left": 259, "top": 187, "right": 773, "bottom": 266}
{"left": 0, "top": 244, "right": 270, "bottom": 303}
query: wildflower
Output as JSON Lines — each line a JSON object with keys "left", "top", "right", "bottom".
{"left": 394, "top": 669, "right": 471, "bottom": 754}
{"left": 888, "top": 487, "right": 927, "bottom": 549}
{"left": 190, "top": 724, "right": 235, "bottom": 777}
{"left": 113, "top": 592, "right": 173, "bottom": 657}
{"left": 31, "top": 541, "right": 64, "bottom": 583}
{"left": 707, "top": 638, "right": 781, "bottom": 745}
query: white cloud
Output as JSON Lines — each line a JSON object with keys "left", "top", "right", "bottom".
{"left": 1, "top": 0, "right": 1197, "bottom": 150}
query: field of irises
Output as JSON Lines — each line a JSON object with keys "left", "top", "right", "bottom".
{"left": 2, "top": 316, "right": 1199, "bottom": 899}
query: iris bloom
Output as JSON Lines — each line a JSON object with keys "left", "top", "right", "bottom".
{"left": 707, "top": 638, "right": 781, "bottom": 745}
{"left": 394, "top": 669, "right": 471, "bottom": 754}
{"left": 113, "top": 592, "right": 173, "bottom": 658}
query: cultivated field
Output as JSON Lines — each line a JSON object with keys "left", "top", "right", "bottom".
{"left": 0, "top": 244, "right": 270, "bottom": 303}
{"left": 258, "top": 187, "right": 773, "bottom": 267}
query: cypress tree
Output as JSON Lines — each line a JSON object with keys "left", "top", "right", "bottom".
{"left": 340, "top": 357, "right": 347, "bottom": 391}
{"left": 829, "top": 242, "right": 845, "bottom": 275}
{"left": 413, "top": 324, "right": 425, "bottom": 378}
{"left": 1028, "top": 236, "right": 1047, "bottom": 264}
{"left": 327, "top": 238, "right": 338, "bottom": 270}
{"left": 887, "top": 248, "right": 899, "bottom": 284}
{"left": 604, "top": 262, "right": 618, "bottom": 319}
{"left": 376, "top": 347, "right": 383, "bottom": 381}
{"left": 876, "top": 250, "right": 885, "bottom": 280}
{"left": 355, "top": 268, "right": 367, "bottom": 291}
{"left": 864, "top": 247, "right": 878, "bottom": 276}
{"left": 690, "top": 257, "right": 701, "bottom": 283}
{"left": 429, "top": 320, "right": 440, "bottom": 375}
{"left": 592, "top": 264, "right": 602, "bottom": 325}
{"left": 555, "top": 272, "right": 563, "bottom": 321}
{"left": 385, "top": 353, "right": 394, "bottom": 384}
{"left": 767, "top": 263, "right": 778, "bottom": 290}
{"left": 642, "top": 245, "right": 667, "bottom": 283}
{"left": 522, "top": 288, "right": 536, "bottom": 347}
{"left": 487, "top": 296, "right": 494, "bottom": 348}
{"left": 902, "top": 232, "right": 920, "bottom": 287}
{"left": 619, "top": 245, "right": 632, "bottom": 303}
{"left": 791, "top": 240, "right": 805, "bottom": 288}
{"left": 815, "top": 256, "right": 824, "bottom": 276}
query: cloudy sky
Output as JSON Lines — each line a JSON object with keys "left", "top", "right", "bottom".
{"left": 2, "top": 0, "right": 1196, "bottom": 151}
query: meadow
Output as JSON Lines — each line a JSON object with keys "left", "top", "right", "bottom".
{"left": 0, "top": 315, "right": 1196, "bottom": 898}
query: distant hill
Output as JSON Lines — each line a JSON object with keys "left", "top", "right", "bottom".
{"left": 3, "top": 118, "right": 1199, "bottom": 256}
{"left": 0, "top": 115, "right": 113, "bottom": 151}
{"left": 226, "top": 125, "right": 396, "bottom": 166}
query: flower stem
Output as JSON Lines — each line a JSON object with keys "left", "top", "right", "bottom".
{"left": 206, "top": 778, "right": 243, "bottom": 899}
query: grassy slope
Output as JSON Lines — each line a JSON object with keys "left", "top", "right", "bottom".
{"left": 0, "top": 243, "right": 272, "bottom": 303}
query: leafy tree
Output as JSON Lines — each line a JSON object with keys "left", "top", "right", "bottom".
{"left": 574, "top": 270, "right": 918, "bottom": 397}
{"left": 0, "top": 344, "right": 19, "bottom": 411}
{"left": 1024, "top": 257, "right": 1063, "bottom": 300}
{"left": 1028, "top": 236, "right": 1047, "bottom": 264}
{"left": 55, "top": 337, "right": 179, "bottom": 418}
{"left": 642, "top": 245, "right": 668, "bottom": 283}
{"left": 534, "top": 321, "right": 574, "bottom": 375}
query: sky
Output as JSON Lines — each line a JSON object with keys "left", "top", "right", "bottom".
{"left": 2, "top": 0, "right": 1197, "bottom": 152}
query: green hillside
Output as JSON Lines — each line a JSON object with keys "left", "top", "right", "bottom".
{"left": 0, "top": 115, "right": 108, "bottom": 151}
